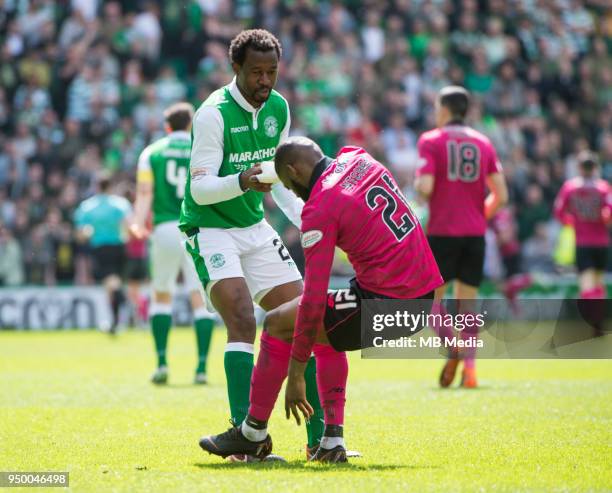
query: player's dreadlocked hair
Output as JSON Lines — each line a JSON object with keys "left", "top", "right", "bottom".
{"left": 229, "top": 29, "right": 282, "bottom": 65}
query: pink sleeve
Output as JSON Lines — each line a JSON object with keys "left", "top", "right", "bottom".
{"left": 604, "top": 186, "right": 612, "bottom": 225}
{"left": 487, "top": 144, "right": 503, "bottom": 175}
{"left": 291, "top": 207, "right": 338, "bottom": 362}
{"left": 416, "top": 136, "right": 436, "bottom": 177}
{"left": 553, "top": 184, "right": 571, "bottom": 224}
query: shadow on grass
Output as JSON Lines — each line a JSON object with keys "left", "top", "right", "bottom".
{"left": 155, "top": 383, "right": 203, "bottom": 389}
{"left": 431, "top": 385, "right": 493, "bottom": 392}
{"left": 151, "top": 382, "right": 223, "bottom": 389}
{"left": 193, "top": 461, "right": 440, "bottom": 472}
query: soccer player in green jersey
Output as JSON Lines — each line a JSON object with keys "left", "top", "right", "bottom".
{"left": 179, "top": 29, "right": 326, "bottom": 459}
{"left": 130, "top": 103, "right": 215, "bottom": 385}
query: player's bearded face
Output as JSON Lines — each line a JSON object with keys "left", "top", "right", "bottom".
{"left": 280, "top": 169, "right": 311, "bottom": 201}
{"left": 289, "top": 179, "right": 311, "bottom": 202}
{"left": 237, "top": 49, "right": 279, "bottom": 106}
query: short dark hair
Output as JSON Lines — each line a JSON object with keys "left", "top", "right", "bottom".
{"left": 274, "top": 136, "right": 323, "bottom": 174}
{"left": 98, "top": 175, "right": 111, "bottom": 193}
{"left": 438, "top": 86, "right": 470, "bottom": 120}
{"left": 578, "top": 150, "right": 599, "bottom": 173}
{"left": 229, "top": 29, "right": 282, "bottom": 65}
{"left": 164, "top": 102, "right": 194, "bottom": 131}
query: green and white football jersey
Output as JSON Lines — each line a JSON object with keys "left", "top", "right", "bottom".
{"left": 137, "top": 131, "right": 191, "bottom": 226}
{"left": 179, "top": 81, "right": 289, "bottom": 230}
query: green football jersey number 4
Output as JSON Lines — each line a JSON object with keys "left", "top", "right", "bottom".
{"left": 149, "top": 136, "right": 191, "bottom": 225}
{"left": 166, "top": 159, "right": 187, "bottom": 199}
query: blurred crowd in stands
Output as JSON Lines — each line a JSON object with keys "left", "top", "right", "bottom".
{"left": 0, "top": 0, "right": 610, "bottom": 286}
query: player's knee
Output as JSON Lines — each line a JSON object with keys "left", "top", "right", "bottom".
{"left": 154, "top": 291, "right": 172, "bottom": 304}
{"left": 263, "top": 309, "right": 292, "bottom": 342}
{"left": 189, "top": 290, "right": 205, "bottom": 310}
{"left": 225, "top": 309, "right": 257, "bottom": 342}
{"left": 262, "top": 310, "right": 279, "bottom": 337}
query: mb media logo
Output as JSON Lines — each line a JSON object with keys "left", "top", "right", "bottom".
{"left": 209, "top": 253, "right": 226, "bottom": 268}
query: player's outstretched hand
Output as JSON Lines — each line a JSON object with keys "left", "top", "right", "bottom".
{"left": 240, "top": 165, "right": 273, "bottom": 193}
{"left": 285, "top": 370, "right": 313, "bottom": 426}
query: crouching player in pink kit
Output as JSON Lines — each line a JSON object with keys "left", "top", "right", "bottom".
{"left": 198, "top": 137, "right": 442, "bottom": 462}
{"left": 554, "top": 151, "right": 612, "bottom": 302}
{"left": 415, "top": 86, "right": 508, "bottom": 389}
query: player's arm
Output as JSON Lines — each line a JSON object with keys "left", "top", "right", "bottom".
{"left": 120, "top": 197, "right": 134, "bottom": 237}
{"left": 602, "top": 190, "right": 612, "bottom": 226}
{"left": 129, "top": 148, "right": 154, "bottom": 239}
{"left": 74, "top": 227, "right": 92, "bottom": 243}
{"left": 553, "top": 183, "right": 573, "bottom": 225}
{"left": 484, "top": 172, "right": 508, "bottom": 220}
{"left": 269, "top": 98, "right": 304, "bottom": 227}
{"left": 73, "top": 204, "right": 92, "bottom": 244}
{"left": 414, "top": 174, "right": 434, "bottom": 202}
{"left": 286, "top": 210, "right": 338, "bottom": 423}
{"left": 189, "top": 106, "right": 270, "bottom": 205}
{"left": 484, "top": 149, "right": 508, "bottom": 220}
{"left": 291, "top": 222, "right": 338, "bottom": 362}
{"left": 414, "top": 137, "right": 436, "bottom": 202}
{"left": 271, "top": 183, "right": 304, "bottom": 228}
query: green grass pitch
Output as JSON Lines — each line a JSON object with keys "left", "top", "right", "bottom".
{"left": 1, "top": 328, "right": 611, "bottom": 492}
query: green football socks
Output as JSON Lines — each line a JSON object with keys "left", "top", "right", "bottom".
{"left": 224, "top": 344, "right": 255, "bottom": 425}
{"left": 193, "top": 308, "right": 214, "bottom": 374}
{"left": 150, "top": 304, "right": 172, "bottom": 368}
{"left": 305, "top": 356, "right": 325, "bottom": 447}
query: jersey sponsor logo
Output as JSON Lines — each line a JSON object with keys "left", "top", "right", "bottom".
{"left": 264, "top": 116, "right": 279, "bottom": 138}
{"left": 209, "top": 253, "right": 226, "bottom": 268}
{"left": 340, "top": 157, "right": 373, "bottom": 190}
{"left": 334, "top": 154, "right": 350, "bottom": 174}
{"left": 228, "top": 147, "right": 276, "bottom": 164}
{"left": 230, "top": 126, "right": 249, "bottom": 134}
{"left": 334, "top": 162, "right": 347, "bottom": 174}
{"left": 301, "top": 230, "right": 323, "bottom": 248}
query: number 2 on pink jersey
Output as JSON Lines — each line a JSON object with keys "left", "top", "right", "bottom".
{"left": 366, "top": 173, "right": 416, "bottom": 241}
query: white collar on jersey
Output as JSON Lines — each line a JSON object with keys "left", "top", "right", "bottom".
{"left": 229, "top": 77, "right": 266, "bottom": 114}
{"left": 168, "top": 130, "right": 190, "bottom": 140}
{"left": 229, "top": 77, "right": 266, "bottom": 130}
